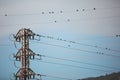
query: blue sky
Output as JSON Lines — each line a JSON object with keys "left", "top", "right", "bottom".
{"left": 0, "top": 0, "right": 120, "bottom": 80}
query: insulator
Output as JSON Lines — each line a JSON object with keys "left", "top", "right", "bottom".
{"left": 30, "top": 55, "right": 33, "bottom": 59}
{"left": 40, "top": 56, "right": 42, "bottom": 60}
{"left": 16, "top": 57, "right": 18, "bottom": 61}
{"left": 15, "top": 76, "right": 19, "bottom": 80}
{"left": 28, "top": 76, "right": 30, "bottom": 79}
{"left": 15, "top": 38, "right": 17, "bottom": 41}
{"left": 16, "top": 37, "right": 18, "bottom": 42}
{"left": 31, "top": 74, "right": 34, "bottom": 79}
{"left": 33, "top": 55, "right": 35, "bottom": 59}
{"left": 29, "top": 75, "right": 31, "bottom": 79}
{"left": 18, "top": 77, "right": 20, "bottom": 80}
{"left": 16, "top": 57, "right": 20, "bottom": 61}
{"left": 17, "top": 37, "right": 20, "bottom": 42}
{"left": 30, "top": 56, "right": 31, "bottom": 59}
{"left": 13, "top": 34, "right": 16, "bottom": 38}
{"left": 29, "top": 36, "right": 31, "bottom": 39}
{"left": 33, "top": 74, "right": 35, "bottom": 79}
{"left": 30, "top": 55, "right": 35, "bottom": 59}
{"left": 29, "top": 35, "right": 31, "bottom": 39}
{"left": 30, "top": 35, "right": 34, "bottom": 40}
{"left": 32, "top": 35, "right": 34, "bottom": 40}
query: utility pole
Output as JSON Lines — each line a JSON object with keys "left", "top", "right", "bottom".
{"left": 14, "top": 28, "right": 36, "bottom": 80}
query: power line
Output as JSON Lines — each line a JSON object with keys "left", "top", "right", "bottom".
{"left": 10, "top": 73, "right": 73, "bottom": 80}
{"left": 0, "top": 15, "right": 120, "bottom": 28}
{"left": 35, "top": 74, "right": 73, "bottom": 80}
{"left": 45, "top": 74, "right": 73, "bottom": 80}
{"left": 1, "top": 39, "right": 120, "bottom": 58}
{"left": 33, "top": 41, "right": 120, "bottom": 58}
{"left": 0, "top": 7, "right": 120, "bottom": 17}
{"left": 0, "top": 15, "right": 120, "bottom": 26}
{"left": 13, "top": 53, "right": 120, "bottom": 70}
{"left": 35, "top": 59, "right": 111, "bottom": 72}
{"left": 0, "top": 8, "right": 103, "bottom": 16}
{"left": 41, "top": 55, "right": 120, "bottom": 70}
{"left": 35, "top": 34, "right": 120, "bottom": 53}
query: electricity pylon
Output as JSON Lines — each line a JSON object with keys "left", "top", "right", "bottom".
{"left": 14, "top": 28, "right": 36, "bottom": 80}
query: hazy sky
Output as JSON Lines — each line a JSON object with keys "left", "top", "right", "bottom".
{"left": 0, "top": 0, "right": 120, "bottom": 80}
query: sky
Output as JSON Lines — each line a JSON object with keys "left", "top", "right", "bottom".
{"left": 0, "top": 0, "right": 120, "bottom": 80}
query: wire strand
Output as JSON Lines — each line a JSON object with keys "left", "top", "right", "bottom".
{"left": 37, "top": 34, "right": 120, "bottom": 53}
{"left": 45, "top": 74, "right": 73, "bottom": 80}
{"left": 34, "top": 41, "right": 120, "bottom": 58}
{"left": 41, "top": 55, "right": 120, "bottom": 70}
{"left": 1, "top": 7, "right": 120, "bottom": 17}
{"left": 35, "top": 59, "right": 111, "bottom": 72}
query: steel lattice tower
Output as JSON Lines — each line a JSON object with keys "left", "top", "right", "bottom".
{"left": 14, "top": 28, "right": 36, "bottom": 80}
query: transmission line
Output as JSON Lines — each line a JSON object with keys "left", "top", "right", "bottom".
{"left": 31, "top": 74, "right": 73, "bottom": 80}
{"left": 1, "top": 15, "right": 120, "bottom": 27}
{"left": 1, "top": 6, "right": 120, "bottom": 17}
{"left": 33, "top": 41, "right": 120, "bottom": 58}
{"left": 45, "top": 74, "right": 73, "bottom": 80}
{"left": 13, "top": 52, "right": 120, "bottom": 70}
{"left": 40, "top": 55, "right": 120, "bottom": 70}
{"left": 34, "top": 59, "right": 111, "bottom": 72}
{"left": 35, "top": 34, "right": 120, "bottom": 53}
